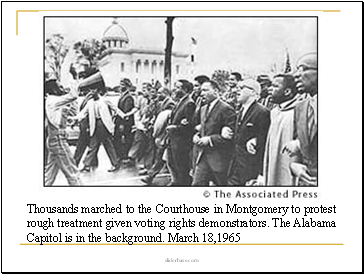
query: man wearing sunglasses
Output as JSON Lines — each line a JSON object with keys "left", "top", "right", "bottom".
{"left": 226, "top": 79, "right": 271, "bottom": 186}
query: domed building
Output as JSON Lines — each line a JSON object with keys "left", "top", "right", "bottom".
{"left": 98, "top": 18, "right": 190, "bottom": 89}
{"left": 102, "top": 18, "right": 129, "bottom": 49}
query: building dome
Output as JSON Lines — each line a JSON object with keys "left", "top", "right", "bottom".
{"left": 103, "top": 21, "right": 129, "bottom": 41}
{"left": 102, "top": 18, "right": 129, "bottom": 48}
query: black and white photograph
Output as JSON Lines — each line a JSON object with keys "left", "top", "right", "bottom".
{"left": 44, "top": 16, "right": 318, "bottom": 187}
{"left": 3, "top": 2, "right": 362, "bottom": 272}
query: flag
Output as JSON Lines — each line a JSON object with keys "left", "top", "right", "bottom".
{"left": 284, "top": 48, "right": 292, "bottom": 73}
{"left": 191, "top": 37, "right": 197, "bottom": 45}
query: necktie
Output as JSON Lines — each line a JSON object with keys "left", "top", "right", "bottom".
{"left": 234, "top": 107, "right": 244, "bottom": 135}
{"left": 240, "top": 107, "right": 246, "bottom": 122}
{"left": 204, "top": 102, "right": 214, "bottom": 125}
{"left": 201, "top": 103, "right": 211, "bottom": 137}
{"left": 205, "top": 102, "right": 211, "bottom": 118}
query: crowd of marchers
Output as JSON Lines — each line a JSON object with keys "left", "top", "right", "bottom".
{"left": 44, "top": 52, "right": 317, "bottom": 187}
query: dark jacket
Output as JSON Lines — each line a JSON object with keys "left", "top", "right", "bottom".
{"left": 168, "top": 95, "right": 196, "bottom": 144}
{"left": 230, "top": 101, "right": 271, "bottom": 177}
{"left": 196, "top": 99, "right": 236, "bottom": 173}
{"left": 294, "top": 97, "right": 318, "bottom": 177}
{"left": 115, "top": 90, "right": 135, "bottom": 130}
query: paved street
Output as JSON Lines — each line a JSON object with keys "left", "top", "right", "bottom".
{"left": 51, "top": 146, "right": 171, "bottom": 186}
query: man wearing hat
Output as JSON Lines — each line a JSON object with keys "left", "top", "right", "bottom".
{"left": 114, "top": 78, "right": 137, "bottom": 166}
{"left": 257, "top": 75, "right": 275, "bottom": 111}
{"left": 73, "top": 81, "right": 127, "bottom": 173}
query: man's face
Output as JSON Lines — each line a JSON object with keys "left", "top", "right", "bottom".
{"left": 236, "top": 83, "right": 253, "bottom": 105}
{"left": 293, "top": 55, "right": 318, "bottom": 95}
{"left": 271, "top": 77, "right": 288, "bottom": 104}
{"left": 200, "top": 82, "right": 216, "bottom": 104}
{"left": 156, "top": 88, "right": 167, "bottom": 101}
{"left": 173, "top": 81, "right": 185, "bottom": 99}
{"left": 149, "top": 88, "right": 157, "bottom": 100}
{"left": 228, "top": 75, "right": 238, "bottom": 88}
{"left": 193, "top": 80, "right": 201, "bottom": 94}
{"left": 260, "top": 83, "right": 271, "bottom": 98}
{"left": 119, "top": 81, "right": 127, "bottom": 92}
{"left": 174, "top": 81, "right": 183, "bottom": 92}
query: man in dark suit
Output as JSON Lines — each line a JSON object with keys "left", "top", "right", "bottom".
{"left": 227, "top": 79, "right": 271, "bottom": 186}
{"left": 192, "top": 80, "right": 236, "bottom": 186}
{"left": 166, "top": 80, "right": 196, "bottom": 186}
{"left": 191, "top": 75, "right": 210, "bottom": 176}
{"left": 113, "top": 78, "right": 136, "bottom": 164}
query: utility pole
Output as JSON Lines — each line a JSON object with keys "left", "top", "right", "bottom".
{"left": 164, "top": 17, "right": 175, "bottom": 90}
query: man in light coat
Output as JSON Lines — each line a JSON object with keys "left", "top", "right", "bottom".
{"left": 74, "top": 82, "right": 127, "bottom": 172}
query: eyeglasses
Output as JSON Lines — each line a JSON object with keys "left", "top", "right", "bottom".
{"left": 297, "top": 65, "right": 317, "bottom": 72}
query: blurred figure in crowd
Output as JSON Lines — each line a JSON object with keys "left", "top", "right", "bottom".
{"left": 191, "top": 75, "right": 210, "bottom": 176}
{"left": 44, "top": 79, "right": 81, "bottom": 186}
{"left": 257, "top": 75, "right": 275, "bottom": 110}
{"left": 166, "top": 79, "right": 196, "bottom": 186}
{"left": 223, "top": 72, "right": 242, "bottom": 109}
{"left": 141, "top": 87, "right": 175, "bottom": 185}
{"left": 129, "top": 84, "right": 159, "bottom": 175}
{"left": 114, "top": 78, "right": 137, "bottom": 165}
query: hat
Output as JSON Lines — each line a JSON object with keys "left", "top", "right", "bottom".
{"left": 120, "top": 78, "right": 132, "bottom": 88}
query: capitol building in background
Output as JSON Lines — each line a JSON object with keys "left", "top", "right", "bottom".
{"left": 98, "top": 18, "right": 191, "bottom": 88}
{"left": 49, "top": 17, "right": 317, "bottom": 88}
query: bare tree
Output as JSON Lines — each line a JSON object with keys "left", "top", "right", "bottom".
{"left": 45, "top": 34, "right": 70, "bottom": 81}
{"left": 164, "top": 17, "right": 175, "bottom": 90}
